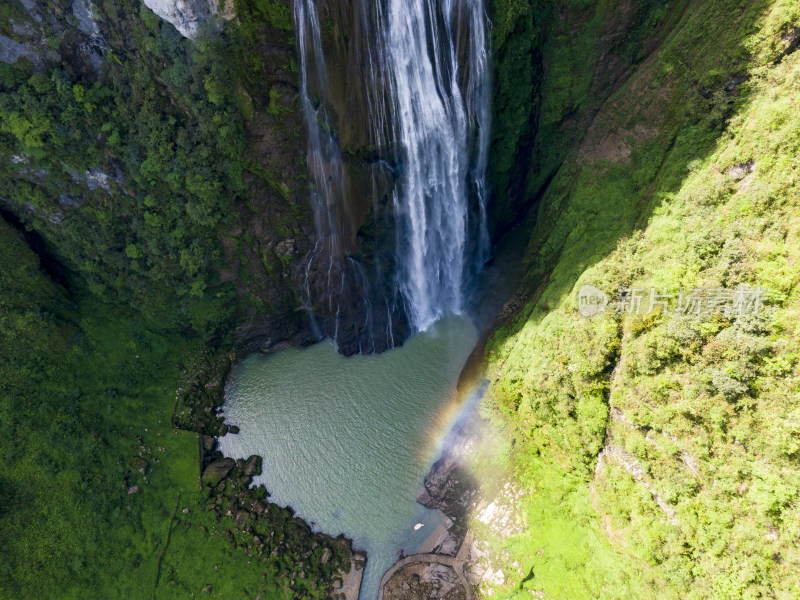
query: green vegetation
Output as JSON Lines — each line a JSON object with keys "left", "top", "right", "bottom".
{"left": 1, "top": 6, "right": 240, "bottom": 333}
{"left": 238, "top": 0, "right": 294, "bottom": 32}
{"left": 0, "top": 0, "right": 305, "bottom": 337}
{"left": 4, "top": 0, "right": 800, "bottom": 598}
{"left": 0, "top": 213, "right": 350, "bottom": 599}
{"left": 480, "top": 1, "right": 800, "bottom": 598}
{"left": 0, "top": 2, "right": 348, "bottom": 599}
{"left": 488, "top": 0, "right": 679, "bottom": 235}
{"left": 470, "top": 450, "right": 670, "bottom": 599}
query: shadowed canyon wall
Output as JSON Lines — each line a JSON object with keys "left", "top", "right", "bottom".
{"left": 0, "top": 0, "right": 676, "bottom": 357}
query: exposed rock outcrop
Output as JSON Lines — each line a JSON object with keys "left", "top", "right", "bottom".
{"left": 243, "top": 455, "right": 262, "bottom": 476}
{"left": 0, "top": 34, "right": 37, "bottom": 65}
{"left": 417, "top": 405, "right": 482, "bottom": 537}
{"left": 382, "top": 561, "right": 467, "bottom": 600}
{"left": 71, "top": 0, "right": 106, "bottom": 46}
{"left": 141, "top": 0, "right": 232, "bottom": 39}
{"left": 201, "top": 457, "right": 235, "bottom": 485}
{"left": 418, "top": 454, "right": 478, "bottom": 536}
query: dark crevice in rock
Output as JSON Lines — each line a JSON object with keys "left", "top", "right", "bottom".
{"left": 0, "top": 204, "right": 71, "bottom": 289}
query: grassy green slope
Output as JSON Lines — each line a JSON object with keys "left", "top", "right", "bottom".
{"left": 0, "top": 217, "right": 347, "bottom": 599}
{"left": 479, "top": 1, "right": 800, "bottom": 598}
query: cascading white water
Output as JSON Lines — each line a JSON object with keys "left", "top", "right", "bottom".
{"left": 295, "top": 0, "right": 491, "bottom": 340}
{"left": 385, "top": 0, "right": 491, "bottom": 330}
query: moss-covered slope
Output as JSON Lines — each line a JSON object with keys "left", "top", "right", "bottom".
{"left": 0, "top": 212, "right": 355, "bottom": 600}
{"left": 488, "top": 0, "right": 680, "bottom": 237}
{"left": 479, "top": 1, "right": 800, "bottom": 598}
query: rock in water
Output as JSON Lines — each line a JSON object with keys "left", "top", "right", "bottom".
{"left": 243, "top": 455, "right": 262, "bottom": 477}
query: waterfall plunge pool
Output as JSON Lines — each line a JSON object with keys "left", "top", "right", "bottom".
{"left": 218, "top": 315, "right": 479, "bottom": 600}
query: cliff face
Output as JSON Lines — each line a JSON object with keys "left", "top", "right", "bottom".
{"left": 141, "top": 0, "right": 235, "bottom": 39}
{"left": 476, "top": 1, "right": 800, "bottom": 597}
{"left": 487, "top": 0, "right": 679, "bottom": 239}
{"left": 0, "top": 0, "right": 424, "bottom": 355}
{"left": 0, "top": 0, "right": 497, "bottom": 356}
{"left": 0, "top": 0, "right": 322, "bottom": 349}
{"left": 292, "top": 0, "right": 408, "bottom": 355}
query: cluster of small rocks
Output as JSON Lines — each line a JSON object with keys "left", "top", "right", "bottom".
{"left": 384, "top": 563, "right": 467, "bottom": 600}
{"left": 196, "top": 444, "right": 354, "bottom": 596}
{"left": 125, "top": 434, "right": 166, "bottom": 495}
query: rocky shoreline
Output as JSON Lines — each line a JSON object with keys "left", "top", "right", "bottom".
{"left": 180, "top": 310, "right": 510, "bottom": 600}
{"left": 378, "top": 373, "right": 528, "bottom": 600}
{"left": 375, "top": 386, "right": 485, "bottom": 600}
{"left": 185, "top": 343, "right": 486, "bottom": 600}
{"left": 173, "top": 346, "right": 365, "bottom": 599}
{"left": 197, "top": 443, "right": 367, "bottom": 600}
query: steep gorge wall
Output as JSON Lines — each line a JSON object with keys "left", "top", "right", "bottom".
{"left": 0, "top": 0, "right": 453, "bottom": 356}
{"left": 292, "top": 0, "right": 408, "bottom": 355}
{"left": 0, "top": 0, "right": 719, "bottom": 353}
{"left": 476, "top": 1, "right": 800, "bottom": 598}
{"left": 0, "top": 0, "right": 324, "bottom": 350}
{"left": 487, "top": 0, "right": 679, "bottom": 238}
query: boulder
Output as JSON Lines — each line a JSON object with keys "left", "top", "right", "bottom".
{"left": 131, "top": 457, "right": 148, "bottom": 475}
{"left": 233, "top": 510, "right": 250, "bottom": 528}
{"left": 243, "top": 455, "right": 262, "bottom": 477}
{"left": 202, "top": 458, "right": 235, "bottom": 485}
{"left": 141, "top": 0, "right": 234, "bottom": 39}
{"left": 0, "top": 35, "right": 36, "bottom": 65}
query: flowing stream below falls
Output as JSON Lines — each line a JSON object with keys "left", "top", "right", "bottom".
{"left": 218, "top": 315, "right": 479, "bottom": 600}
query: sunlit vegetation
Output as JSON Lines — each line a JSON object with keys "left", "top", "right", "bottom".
{"left": 481, "top": 1, "right": 800, "bottom": 598}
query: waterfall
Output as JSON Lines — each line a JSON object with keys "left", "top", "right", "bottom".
{"left": 385, "top": 0, "right": 491, "bottom": 330}
{"left": 295, "top": 0, "right": 491, "bottom": 347}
